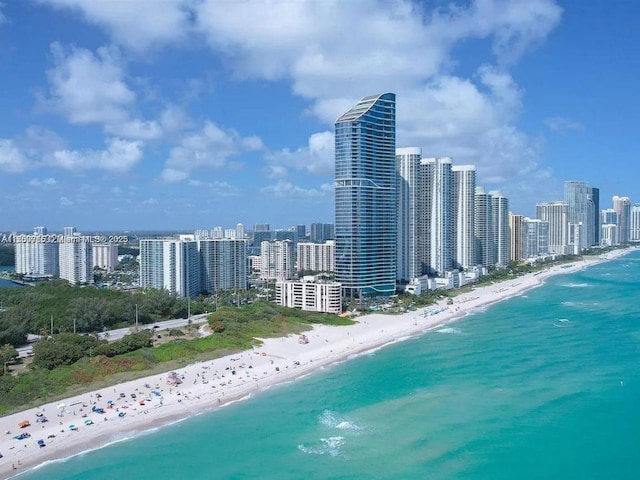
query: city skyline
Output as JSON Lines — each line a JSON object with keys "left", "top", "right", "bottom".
{"left": 1, "top": 1, "right": 640, "bottom": 230}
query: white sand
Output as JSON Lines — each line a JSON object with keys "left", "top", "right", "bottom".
{"left": 0, "top": 249, "right": 631, "bottom": 478}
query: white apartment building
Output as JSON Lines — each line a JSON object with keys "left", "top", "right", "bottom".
{"left": 489, "top": 191, "right": 509, "bottom": 267}
{"left": 92, "top": 244, "right": 119, "bottom": 272}
{"left": 139, "top": 238, "right": 200, "bottom": 298}
{"left": 452, "top": 165, "right": 476, "bottom": 270}
{"left": 199, "top": 238, "right": 248, "bottom": 292}
{"left": 14, "top": 227, "right": 59, "bottom": 276}
{"left": 275, "top": 276, "right": 342, "bottom": 314}
{"left": 536, "top": 201, "right": 569, "bottom": 255}
{"left": 601, "top": 224, "right": 619, "bottom": 246}
{"left": 612, "top": 196, "right": 631, "bottom": 243}
{"left": 523, "top": 218, "right": 549, "bottom": 259}
{"left": 59, "top": 230, "right": 93, "bottom": 285}
{"left": 422, "top": 157, "right": 453, "bottom": 275}
{"left": 260, "top": 240, "right": 294, "bottom": 281}
{"left": 396, "top": 147, "right": 423, "bottom": 282}
{"left": 474, "top": 187, "right": 494, "bottom": 268}
{"left": 296, "top": 240, "right": 335, "bottom": 273}
{"left": 630, "top": 204, "right": 640, "bottom": 241}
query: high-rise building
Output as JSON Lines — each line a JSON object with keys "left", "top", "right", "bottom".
{"left": 601, "top": 208, "right": 618, "bottom": 225}
{"left": 199, "top": 239, "right": 248, "bottom": 292}
{"left": 474, "top": 187, "right": 494, "bottom": 267}
{"left": 489, "top": 191, "right": 509, "bottom": 267}
{"left": 59, "top": 229, "right": 93, "bottom": 285}
{"left": 536, "top": 201, "right": 569, "bottom": 254}
{"left": 523, "top": 218, "right": 549, "bottom": 259}
{"left": 14, "top": 227, "right": 59, "bottom": 276}
{"left": 297, "top": 240, "right": 335, "bottom": 273}
{"left": 92, "top": 244, "right": 119, "bottom": 272}
{"left": 452, "top": 165, "right": 476, "bottom": 270}
{"left": 508, "top": 213, "right": 525, "bottom": 262}
{"left": 422, "top": 157, "right": 453, "bottom": 275}
{"left": 236, "top": 223, "right": 245, "bottom": 239}
{"left": 260, "top": 240, "right": 294, "bottom": 281}
{"left": 564, "top": 181, "right": 592, "bottom": 251}
{"left": 253, "top": 224, "right": 270, "bottom": 232}
{"left": 601, "top": 224, "right": 619, "bottom": 246}
{"left": 309, "top": 223, "right": 334, "bottom": 243}
{"left": 335, "top": 93, "right": 396, "bottom": 298}
{"left": 295, "top": 225, "right": 306, "bottom": 239}
{"left": 590, "top": 187, "right": 600, "bottom": 245}
{"left": 396, "top": 147, "right": 422, "bottom": 282}
{"left": 139, "top": 238, "right": 200, "bottom": 298}
{"left": 630, "top": 204, "right": 640, "bottom": 242}
{"left": 612, "top": 195, "right": 631, "bottom": 243}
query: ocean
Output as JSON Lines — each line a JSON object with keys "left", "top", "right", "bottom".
{"left": 17, "top": 252, "right": 640, "bottom": 479}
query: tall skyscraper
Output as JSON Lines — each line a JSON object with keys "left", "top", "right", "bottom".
{"left": 564, "top": 181, "right": 591, "bottom": 251}
{"left": 92, "top": 244, "right": 118, "bottom": 272}
{"left": 523, "top": 218, "right": 549, "bottom": 258}
{"left": 309, "top": 223, "right": 334, "bottom": 243}
{"left": 396, "top": 147, "right": 422, "bottom": 282}
{"left": 452, "top": 165, "right": 476, "bottom": 270}
{"left": 630, "top": 204, "right": 640, "bottom": 242}
{"left": 297, "top": 240, "right": 335, "bottom": 273}
{"left": 612, "top": 195, "right": 631, "bottom": 243}
{"left": 139, "top": 238, "right": 200, "bottom": 298}
{"left": 489, "top": 191, "right": 509, "bottom": 267}
{"left": 260, "top": 240, "right": 294, "bottom": 281}
{"left": 199, "top": 238, "right": 248, "bottom": 292}
{"left": 422, "top": 157, "right": 453, "bottom": 275}
{"left": 335, "top": 93, "right": 396, "bottom": 298}
{"left": 508, "top": 213, "right": 524, "bottom": 262}
{"left": 295, "top": 225, "right": 306, "bottom": 239}
{"left": 14, "top": 227, "right": 59, "bottom": 276}
{"left": 536, "top": 201, "right": 569, "bottom": 254}
{"left": 59, "top": 230, "right": 93, "bottom": 285}
{"left": 474, "top": 187, "right": 494, "bottom": 267}
{"left": 590, "top": 187, "right": 600, "bottom": 245}
{"left": 236, "top": 223, "right": 245, "bottom": 239}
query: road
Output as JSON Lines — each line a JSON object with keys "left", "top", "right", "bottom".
{"left": 16, "top": 313, "right": 210, "bottom": 358}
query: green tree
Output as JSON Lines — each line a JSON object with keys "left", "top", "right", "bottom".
{"left": 32, "top": 333, "right": 102, "bottom": 370}
{"left": 0, "top": 343, "right": 18, "bottom": 374}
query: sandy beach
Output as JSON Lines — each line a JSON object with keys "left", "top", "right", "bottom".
{"left": 0, "top": 249, "right": 631, "bottom": 478}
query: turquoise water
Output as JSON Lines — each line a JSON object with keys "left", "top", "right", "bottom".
{"left": 18, "top": 253, "right": 640, "bottom": 479}
{"left": 0, "top": 266, "right": 17, "bottom": 289}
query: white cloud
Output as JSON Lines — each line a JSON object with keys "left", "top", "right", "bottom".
{"left": 59, "top": 196, "right": 73, "bottom": 206}
{"left": 188, "top": 179, "right": 241, "bottom": 196}
{"left": 46, "top": 137, "right": 143, "bottom": 173}
{"left": 0, "top": 139, "right": 30, "bottom": 173}
{"left": 261, "top": 180, "right": 333, "bottom": 198}
{"left": 34, "top": 0, "right": 194, "bottom": 53}
{"left": 161, "top": 121, "right": 263, "bottom": 182}
{"left": 544, "top": 117, "right": 584, "bottom": 133}
{"left": 29, "top": 177, "right": 58, "bottom": 187}
{"left": 44, "top": 43, "right": 135, "bottom": 125}
{"left": 266, "top": 131, "right": 334, "bottom": 177}
{"left": 105, "top": 119, "right": 162, "bottom": 140}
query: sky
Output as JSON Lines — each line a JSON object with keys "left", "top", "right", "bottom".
{"left": 0, "top": 0, "right": 638, "bottom": 232}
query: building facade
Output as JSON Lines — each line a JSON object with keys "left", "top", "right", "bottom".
{"left": 630, "top": 204, "right": 640, "bottom": 242}
{"left": 275, "top": 277, "right": 342, "bottom": 314}
{"left": 199, "top": 239, "right": 248, "bottom": 292}
{"left": 14, "top": 227, "right": 59, "bottom": 276}
{"left": 59, "top": 232, "right": 93, "bottom": 285}
{"left": 536, "top": 201, "right": 569, "bottom": 255}
{"left": 335, "top": 93, "right": 396, "bottom": 297}
{"left": 92, "top": 244, "right": 119, "bottom": 272}
{"left": 452, "top": 165, "right": 476, "bottom": 270}
{"left": 395, "top": 147, "right": 422, "bottom": 282}
{"left": 423, "top": 157, "right": 453, "bottom": 275}
{"left": 489, "top": 191, "right": 509, "bottom": 267}
{"left": 260, "top": 240, "right": 294, "bottom": 281}
{"left": 474, "top": 187, "right": 494, "bottom": 268}
{"left": 139, "top": 238, "right": 200, "bottom": 298}
{"left": 523, "top": 218, "right": 549, "bottom": 259}
{"left": 508, "top": 213, "right": 524, "bottom": 262}
{"left": 564, "top": 181, "right": 592, "bottom": 251}
{"left": 296, "top": 240, "right": 335, "bottom": 273}
{"left": 612, "top": 195, "right": 631, "bottom": 244}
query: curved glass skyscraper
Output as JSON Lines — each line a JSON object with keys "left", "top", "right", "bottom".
{"left": 335, "top": 93, "right": 396, "bottom": 298}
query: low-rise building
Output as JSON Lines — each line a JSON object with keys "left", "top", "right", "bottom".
{"left": 275, "top": 275, "right": 342, "bottom": 314}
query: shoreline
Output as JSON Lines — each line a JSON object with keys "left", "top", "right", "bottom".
{"left": 0, "top": 249, "right": 633, "bottom": 478}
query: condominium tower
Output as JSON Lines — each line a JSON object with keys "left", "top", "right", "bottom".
{"left": 631, "top": 204, "right": 640, "bottom": 242}
{"left": 612, "top": 195, "right": 631, "bottom": 243}
{"left": 452, "top": 165, "right": 476, "bottom": 270}
{"left": 139, "top": 238, "right": 200, "bottom": 298}
{"left": 335, "top": 93, "right": 396, "bottom": 297}
{"left": 508, "top": 213, "right": 524, "bottom": 262}
{"left": 59, "top": 228, "right": 93, "bottom": 285}
{"left": 396, "top": 147, "right": 422, "bottom": 282}
{"left": 536, "top": 201, "right": 569, "bottom": 254}
{"left": 423, "top": 157, "right": 453, "bottom": 275}
{"left": 564, "top": 181, "right": 592, "bottom": 251}
{"left": 474, "top": 187, "right": 494, "bottom": 267}
{"left": 489, "top": 191, "right": 509, "bottom": 267}
{"left": 199, "top": 238, "right": 248, "bottom": 292}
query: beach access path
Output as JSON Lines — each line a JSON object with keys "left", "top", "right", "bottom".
{"left": 0, "top": 249, "right": 631, "bottom": 478}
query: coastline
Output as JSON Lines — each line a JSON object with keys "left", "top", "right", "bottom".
{"left": 0, "top": 249, "right": 632, "bottom": 478}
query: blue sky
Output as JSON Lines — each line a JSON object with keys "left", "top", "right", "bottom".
{"left": 0, "top": 0, "right": 637, "bottom": 231}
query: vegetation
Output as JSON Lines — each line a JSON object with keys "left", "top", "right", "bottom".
{"left": 0, "top": 282, "right": 213, "bottom": 347}
{"left": 0, "top": 301, "right": 353, "bottom": 415}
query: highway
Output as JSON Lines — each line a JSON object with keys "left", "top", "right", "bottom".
{"left": 16, "top": 313, "right": 210, "bottom": 358}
